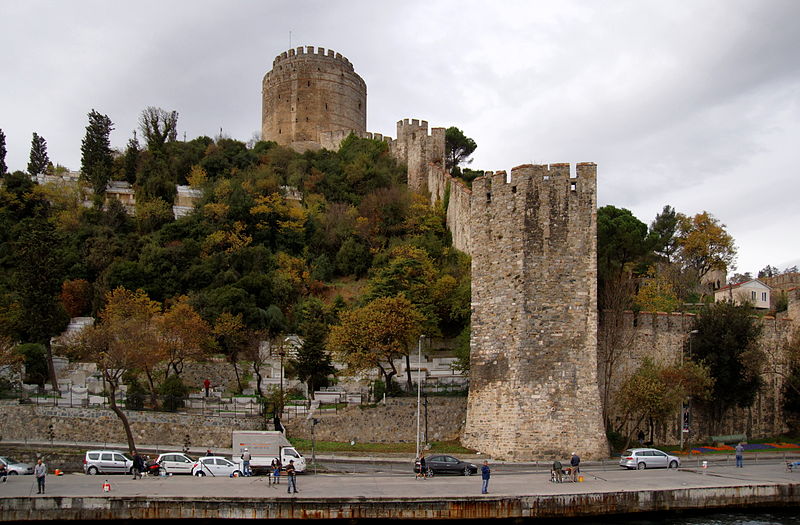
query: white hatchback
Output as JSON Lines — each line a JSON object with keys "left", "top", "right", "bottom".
{"left": 619, "top": 448, "right": 681, "bottom": 470}
{"left": 191, "top": 456, "right": 242, "bottom": 477}
{"left": 156, "top": 453, "right": 195, "bottom": 475}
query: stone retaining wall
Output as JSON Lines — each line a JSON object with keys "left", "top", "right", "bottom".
{"left": 285, "top": 397, "right": 467, "bottom": 443}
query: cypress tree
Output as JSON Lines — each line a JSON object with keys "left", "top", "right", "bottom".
{"left": 27, "top": 132, "right": 49, "bottom": 175}
{"left": 80, "top": 109, "right": 114, "bottom": 195}
{"left": 0, "top": 128, "right": 7, "bottom": 175}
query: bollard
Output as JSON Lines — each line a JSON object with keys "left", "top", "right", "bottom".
{"left": 102, "top": 480, "right": 111, "bottom": 492}
{"left": 702, "top": 460, "right": 708, "bottom": 474}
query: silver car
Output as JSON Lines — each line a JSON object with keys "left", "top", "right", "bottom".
{"left": 191, "top": 456, "right": 242, "bottom": 477}
{"left": 620, "top": 448, "right": 680, "bottom": 470}
{"left": 156, "top": 453, "right": 195, "bottom": 475}
{"left": 0, "top": 456, "right": 34, "bottom": 475}
{"left": 83, "top": 450, "right": 133, "bottom": 475}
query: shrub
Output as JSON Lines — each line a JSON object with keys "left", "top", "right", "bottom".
{"left": 159, "top": 375, "right": 188, "bottom": 412}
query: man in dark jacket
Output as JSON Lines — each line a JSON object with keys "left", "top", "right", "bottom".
{"left": 132, "top": 452, "right": 145, "bottom": 480}
{"left": 570, "top": 452, "right": 581, "bottom": 481}
{"left": 480, "top": 460, "right": 491, "bottom": 494}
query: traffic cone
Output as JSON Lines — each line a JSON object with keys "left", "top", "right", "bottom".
{"left": 102, "top": 480, "right": 111, "bottom": 492}
{"left": 54, "top": 469, "right": 63, "bottom": 476}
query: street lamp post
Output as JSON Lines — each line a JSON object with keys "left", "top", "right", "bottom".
{"left": 279, "top": 345, "right": 286, "bottom": 423}
{"left": 680, "top": 329, "right": 699, "bottom": 450}
{"left": 416, "top": 335, "right": 425, "bottom": 459}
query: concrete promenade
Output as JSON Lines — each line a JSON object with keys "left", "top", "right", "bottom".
{"left": 2, "top": 462, "right": 800, "bottom": 520}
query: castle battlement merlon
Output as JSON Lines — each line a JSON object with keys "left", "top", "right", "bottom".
{"left": 472, "top": 163, "right": 596, "bottom": 199}
{"left": 272, "top": 46, "right": 355, "bottom": 70}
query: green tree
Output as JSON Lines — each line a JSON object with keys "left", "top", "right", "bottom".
{"left": 15, "top": 343, "right": 49, "bottom": 387}
{"left": 445, "top": 127, "right": 477, "bottom": 174}
{"left": 597, "top": 205, "right": 648, "bottom": 308}
{"left": 0, "top": 128, "right": 7, "bottom": 175}
{"left": 123, "top": 132, "right": 141, "bottom": 184}
{"left": 139, "top": 106, "right": 179, "bottom": 152}
{"left": 80, "top": 110, "right": 115, "bottom": 195}
{"left": 288, "top": 299, "right": 335, "bottom": 398}
{"left": 647, "top": 205, "right": 679, "bottom": 262}
{"left": 27, "top": 132, "right": 49, "bottom": 176}
{"left": 11, "top": 219, "right": 69, "bottom": 391}
{"left": 691, "top": 301, "right": 763, "bottom": 428}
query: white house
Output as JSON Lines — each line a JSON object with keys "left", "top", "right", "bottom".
{"left": 714, "top": 279, "right": 771, "bottom": 309}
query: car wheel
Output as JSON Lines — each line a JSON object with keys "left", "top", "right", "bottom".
{"left": 669, "top": 460, "right": 678, "bottom": 469}
{"left": 463, "top": 467, "right": 472, "bottom": 476}
{"left": 87, "top": 466, "right": 99, "bottom": 475}
{"left": 637, "top": 462, "right": 646, "bottom": 470}
{"left": 426, "top": 468, "right": 434, "bottom": 478}
{"left": 195, "top": 471, "right": 205, "bottom": 477}
{"left": 9, "top": 471, "right": 18, "bottom": 476}
{"left": 233, "top": 470, "right": 242, "bottom": 477}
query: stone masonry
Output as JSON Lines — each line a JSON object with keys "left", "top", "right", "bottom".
{"left": 262, "top": 46, "right": 367, "bottom": 150}
{"left": 462, "top": 164, "right": 608, "bottom": 460}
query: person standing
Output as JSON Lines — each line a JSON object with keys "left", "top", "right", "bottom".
{"left": 637, "top": 429, "right": 645, "bottom": 446}
{"left": 480, "top": 460, "right": 491, "bottom": 494}
{"left": 34, "top": 459, "right": 46, "bottom": 494}
{"left": 203, "top": 378, "right": 211, "bottom": 397}
{"left": 272, "top": 458, "right": 282, "bottom": 486}
{"left": 570, "top": 452, "right": 581, "bottom": 482}
{"left": 735, "top": 442, "right": 744, "bottom": 468}
{"left": 241, "top": 448, "right": 252, "bottom": 477}
{"left": 0, "top": 460, "right": 7, "bottom": 483}
{"left": 415, "top": 453, "right": 427, "bottom": 479}
{"left": 286, "top": 459, "right": 298, "bottom": 494}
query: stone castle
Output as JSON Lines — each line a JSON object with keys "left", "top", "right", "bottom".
{"left": 263, "top": 46, "right": 608, "bottom": 459}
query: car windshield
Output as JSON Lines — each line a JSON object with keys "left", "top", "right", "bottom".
{"left": 0, "top": 457, "right": 12, "bottom": 464}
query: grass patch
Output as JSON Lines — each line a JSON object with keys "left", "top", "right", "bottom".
{"left": 288, "top": 438, "right": 475, "bottom": 455}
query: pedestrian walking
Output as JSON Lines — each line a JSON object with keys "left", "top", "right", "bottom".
{"left": 286, "top": 460, "right": 298, "bottom": 494}
{"left": 34, "top": 459, "right": 46, "bottom": 494}
{"left": 415, "top": 453, "right": 427, "bottom": 479}
{"left": 735, "top": 442, "right": 744, "bottom": 468}
{"left": 0, "top": 461, "right": 7, "bottom": 483}
{"left": 480, "top": 460, "right": 491, "bottom": 494}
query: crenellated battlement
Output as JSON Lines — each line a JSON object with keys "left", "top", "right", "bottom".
{"left": 270, "top": 46, "right": 354, "bottom": 70}
{"left": 318, "top": 129, "right": 394, "bottom": 151}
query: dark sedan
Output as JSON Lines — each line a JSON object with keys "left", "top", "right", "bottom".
{"left": 414, "top": 455, "right": 478, "bottom": 476}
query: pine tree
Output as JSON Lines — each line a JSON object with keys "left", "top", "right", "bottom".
{"left": 123, "top": 131, "right": 141, "bottom": 184}
{"left": 80, "top": 109, "right": 114, "bottom": 195}
{"left": 27, "top": 132, "right": 49, "bottom": 175}
{"left": 0, "top": 128, "right": 7, "bottom": 175}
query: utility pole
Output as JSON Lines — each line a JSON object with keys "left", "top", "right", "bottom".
{"left": 415, "top": 335, "right": 424, "bottom": 459}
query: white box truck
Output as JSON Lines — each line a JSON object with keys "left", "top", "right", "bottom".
{"left": 231, "top": 430, "right": 306, "bottom": 474}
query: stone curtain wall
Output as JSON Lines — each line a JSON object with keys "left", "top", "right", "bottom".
{"left": 600, "top": 311, "right": 795, "bottom": 444}
{"left": 0, "top": 403, "right": 262, "bottom": 450}
{"left": 262, "top": 46, "right": 367, "bottom": 147}
{"left": 284, "top": 397, "right": 466, "bottom": 443}
{"left": 463, "top": 163, "right": 607, "bottom": 460}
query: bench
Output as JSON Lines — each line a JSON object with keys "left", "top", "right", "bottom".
{"left": 711, "top": 434, "right": 747, "bottom": 444}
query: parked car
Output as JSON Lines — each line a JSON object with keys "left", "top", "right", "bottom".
{"left": 191, "top": 456, "right": 242, "bottom": 477}
{"left": 414, "top": 455, "right": 478, "bottom": 476}
{"left": 156, "top": 453, "right": 195, "bottom": 475}
{"left": 619, "top": 448, "right": 680, "bottom": 470}
{"left": 83, "top": 450, "right": 134, "bottom": 475}
{"left": 0, "top": 456, "right": 34, "bottom": 475}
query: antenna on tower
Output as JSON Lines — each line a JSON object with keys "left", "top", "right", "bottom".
{"left": 289, "top": 30, "right": 292, "bottom": 49}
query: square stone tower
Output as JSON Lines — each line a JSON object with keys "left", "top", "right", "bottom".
{"left": 462, "top": 163, "right": 608, "bottom": 460}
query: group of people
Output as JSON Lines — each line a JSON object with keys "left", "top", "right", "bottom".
{"left": 551, "top": 453, "right": 581, "bottom": 483}
{"left": 267, "top": 457, "right": 298, "bottom": 493}
{"left": 0, "top": 459, "right": 46, "bottom": 492}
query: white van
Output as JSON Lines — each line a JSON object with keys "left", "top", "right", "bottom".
{"left": 83, "top": 450, "right": 133, "bottom": 475}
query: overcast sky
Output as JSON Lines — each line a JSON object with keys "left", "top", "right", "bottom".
{"left": 1, "top": 0, "right": 797, "bottom": 276}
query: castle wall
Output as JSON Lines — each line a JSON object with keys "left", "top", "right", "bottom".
{"left": 599, "top": 311, "right": 795, "bottom": 444}
{"left": 388, "top": 119, "right": 445, "bottom": 193}
{"left": 463, "top": 163, "right": 607, "bottom": 460}
{"left": 262, "top": 46, "right": 367, "bottom": 147}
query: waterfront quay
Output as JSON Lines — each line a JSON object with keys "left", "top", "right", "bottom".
{"left": 2, "top": 462, "right": 800, "bottom": 520}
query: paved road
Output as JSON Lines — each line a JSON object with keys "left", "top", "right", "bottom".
{"left": 1, "top": 462, "right": 797, "bottom": 500}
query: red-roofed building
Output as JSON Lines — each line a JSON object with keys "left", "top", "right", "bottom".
{"left": 714, "top": 279, "right": 771, "bottom": 309}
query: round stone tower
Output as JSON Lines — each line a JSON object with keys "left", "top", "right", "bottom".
{"left": 262, "top": 46, "right": 367, "bottom": 150}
